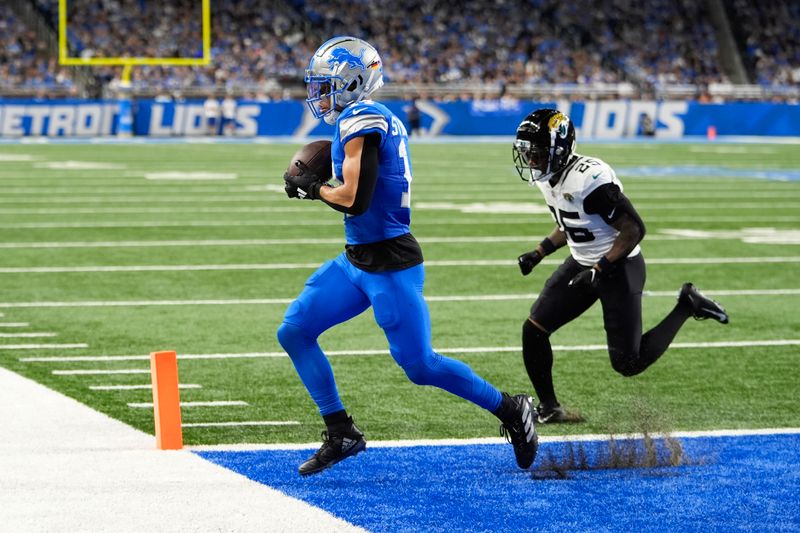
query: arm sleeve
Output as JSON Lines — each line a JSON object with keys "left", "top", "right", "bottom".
{"left": 583, "top": 183, "right": 646, "bottom": 239}
{"left": 321, "top": 133, "right": 380, "bottom": 216}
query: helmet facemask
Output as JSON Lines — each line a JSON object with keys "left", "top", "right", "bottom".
{"left": 513, "top": 139, "right": 554, "bottom": 184}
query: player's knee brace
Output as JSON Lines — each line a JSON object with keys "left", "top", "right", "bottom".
{"left": 276, "top": 321, "right": 313, "bottom": 355}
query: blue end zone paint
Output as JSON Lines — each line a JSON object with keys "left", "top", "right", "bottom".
{"left": 198, "top": 434, "right": 800, "bottom": 532}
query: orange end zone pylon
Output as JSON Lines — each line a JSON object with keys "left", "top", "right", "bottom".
{"left": 150, "top": 350, "right": 183, "bottom": 450}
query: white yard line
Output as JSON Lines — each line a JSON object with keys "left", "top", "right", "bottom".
{"left": 0, "top": 332, "right": 56, "bottom": 338}
{"left": 0, "top": 343, "right": 87, "bottom": 350}
{"left": 0, "top": 195, "right": 267, "bottom": 204}
{"left": 0, "top": 206, "right": 322, "bottom": 215}
{"left": 0, "top": 322, "right": 29, "bottom": 327}
{"left": 4, "top": 288, "right": 800, "bottom": 310}
{"left": 2, "top": 203, "right": 798, "bottom": 214}
{"left": 26, "top": 339, "right": 800, "bottom": 364}
{"left": 1, "top": 217, "right": 799, "bottom": 229}
{"left": 182, "top": 421, "right": 301, "bottom": 428}
{"left": 53, "top": 369, "right": 150, "bottom": 375}
{"left": 0, "top": 233, "right": 750, "bottom": 249}
{"left": 128, "top": 401, "right": 248, "bottom": 408}
{"left": 89, "top": 384, "right": 202, "bottom": 391}
{"left": 0, "top": 366, "right": 364, "bottom": 533}
{"left": 187, "top": 427, "right": 800, "bottom": 452}
{"left": 0, "top": 256, "right": 798, "bottom": 274}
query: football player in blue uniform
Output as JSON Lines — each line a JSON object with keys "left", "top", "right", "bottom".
{"left": 280, "top": 36, "right": 538, "bottom": 476}
{"left": 512, "top": 108, "right": 729, "bottom": 424}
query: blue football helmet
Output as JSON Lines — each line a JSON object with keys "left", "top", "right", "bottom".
{"left": 305, "top": 36, "right": 384, "bottom": 125}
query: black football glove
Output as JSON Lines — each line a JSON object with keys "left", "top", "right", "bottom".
{"left": 568, "top": 267, "right": 601, "bottom": 290}
{"left": 517, "top": 250, "right": 543, "bottom": 276}
{"left": 283, "top": 171, "right": 322, "bottom": 200}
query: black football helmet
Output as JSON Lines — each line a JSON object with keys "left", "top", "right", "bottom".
{"left": 513, "top": 108, "right": 576, "bottom": 183}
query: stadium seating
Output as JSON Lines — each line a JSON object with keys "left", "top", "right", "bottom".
{"left": 0, "top": 0, "right": 796, "bottom": 98}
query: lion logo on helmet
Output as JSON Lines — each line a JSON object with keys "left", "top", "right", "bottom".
{"left": 327, "top": 47, "right": 367, "bottom": 70}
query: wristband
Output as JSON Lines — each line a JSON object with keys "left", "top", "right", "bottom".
{"left": 539, "top": 237, "right": 557, "bottom": 256}
{"left": 597, "top": 256, "right": 613, "bottom": 272}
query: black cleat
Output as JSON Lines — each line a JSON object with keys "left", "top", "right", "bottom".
{"left": 679, "top": 283, "right": 729, "bottom": 324}
{"left": 499, "top": 394, "right": 539, "bottom": 469}
{"left": 535, "top": 403, "right": 585, "bottom": 424}
{"left": 299, "top": 417, "right": 366, "bottom": 477}
{"left": 535, "top": 403, "right": 569, "bottom": 424}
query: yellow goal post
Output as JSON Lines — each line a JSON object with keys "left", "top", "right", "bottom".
{"left": 58, "top": 0, "right": 212, "bottom": 83}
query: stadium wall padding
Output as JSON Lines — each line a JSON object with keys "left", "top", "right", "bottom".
{"left": 0, "top": 99, "right": 798, "bottom": 137}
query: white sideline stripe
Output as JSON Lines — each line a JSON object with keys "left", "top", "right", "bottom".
{"left": 182, "top": 421, "right": 300, "bottom": 428}
{"left": 5, "top": 287, "right": 800, "bottom": 310}
{"left": 1, "top": 256, "right": 799, "bottom": 273}
{"left": 53, "top": 369, "right": 149, "bottom": 375}
{"left": 0, "top": 332, "right": 56, "bottom": 338}
{"left": 24, "top": 340, "right": 800, "bottom": 363}
{"left": 89, "top": 384, "right": 202, "bottom": 391}
{"left": 128, "top": 401, "right": 248, "bottom": 408}
{"left": 187, "top": 427, "right": 800, "bottom": 452}
{"left": 0, "top": 368, "right": 365, "bottom": 533}
{"left": 0, "top": 343, "right": 87, "bottom": 350}
{"left": 0, "top": 322, "right": 30, "bottom": 327}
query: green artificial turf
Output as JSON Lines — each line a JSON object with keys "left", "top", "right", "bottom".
{"left": 0, "top": 141, "right": 798, "bottom": 444}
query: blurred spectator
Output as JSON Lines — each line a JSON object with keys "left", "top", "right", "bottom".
{"left": 203, "top": 94, "right": 219, "bottom": 135}
{"left": 404, "top": 98, "right": 421, "bottom": 137}
{"left": 221, "top": 92, "right": 237, "bottom": 136}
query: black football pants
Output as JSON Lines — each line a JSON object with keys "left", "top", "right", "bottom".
{"left": 525, "top": 254, "right": 691, "bottom": 405}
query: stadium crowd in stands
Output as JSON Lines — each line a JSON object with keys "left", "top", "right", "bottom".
{"left": 725, "top": 0, "right": 800, "bottom": 86}
{"left": 0, "top": 4, "right": 74, "bottom": 94}
{"left": 1, "top": 0, "right": 797, "bottom": 97}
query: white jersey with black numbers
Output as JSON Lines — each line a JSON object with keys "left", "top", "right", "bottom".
{"left": 534, "top": 154, "right": 641, "bottom": 266}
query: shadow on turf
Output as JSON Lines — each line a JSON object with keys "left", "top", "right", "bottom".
{"left": 533, "top": 395, "right": 697, "bottom": 480}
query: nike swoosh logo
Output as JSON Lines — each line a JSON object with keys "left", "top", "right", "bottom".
{"left": 608, "top": 207, "right": 617, "bottom": 219}
{"left": 701, "top": 306, "right": 727, "bottom": 320}
{"left": 352, "top": 107, "right": 365, "bottom": 115}
{"left": 537, "top": 412, "right": 556, "bottom": 423}
{"left": 591, "top": 172, "right": 602, "bottom": 180}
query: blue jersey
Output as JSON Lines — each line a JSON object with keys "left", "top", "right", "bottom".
{"left": 332, "top": 100, "right": 413, "bottom": 245}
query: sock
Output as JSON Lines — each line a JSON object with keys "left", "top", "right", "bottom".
{"left": 522, "top": 319, "right": 558, "bottom": 406}
{"left": 322, "top": 410, "right": 350, "bottom": 429}
{"left": 492, "top": 392, "right": 515, "bottom": 423}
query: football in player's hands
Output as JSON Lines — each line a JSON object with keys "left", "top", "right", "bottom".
{"left": 285, "top": 140, "right": 332, "bottom": 180}
{"left": 284, "top": 140, "right": 333, "bottom": 200}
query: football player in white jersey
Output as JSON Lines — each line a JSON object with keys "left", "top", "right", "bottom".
{"left": 512, "top": 108, "right": 729, "bottom": 424}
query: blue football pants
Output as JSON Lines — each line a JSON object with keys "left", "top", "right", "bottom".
{"left": 277, "top": 253, "right": 502, "bottom": 416}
